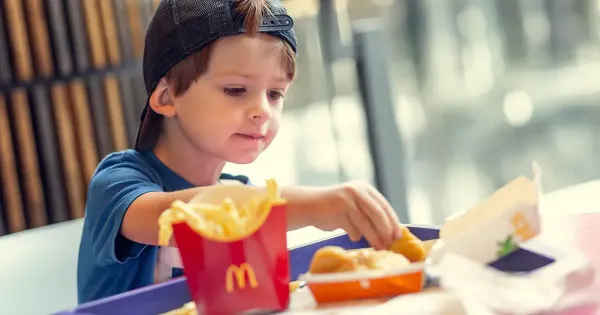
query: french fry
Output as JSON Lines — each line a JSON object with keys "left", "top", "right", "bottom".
{"left": 157, "top": 179, "right": 285, "bottom": 245}
{"left": 161, "top": 302, "right": 197, "bottom": 315}
{"left": 289, "top": 281, "right": 301, "bottom": 293}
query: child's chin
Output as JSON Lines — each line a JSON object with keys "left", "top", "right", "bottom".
{"left": 227, "top": 154, "right": 260, "bottom": 165}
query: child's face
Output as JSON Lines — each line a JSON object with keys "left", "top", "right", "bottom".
{"left": 168, "top": 35, "right": 292, "bottom": 164}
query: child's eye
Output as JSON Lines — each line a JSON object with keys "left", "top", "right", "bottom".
{"left": 224, "top": 87, "right": 246, "bottom": 96}
{"left": 268, "top": 91, "right": 284, "bottom": 101}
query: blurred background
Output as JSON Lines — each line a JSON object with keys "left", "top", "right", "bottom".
{"left": 0, "top": 0, "right": 599, "bottom": 236}
{"left": 237, "top": 0, "right": 600, "bottom": 225}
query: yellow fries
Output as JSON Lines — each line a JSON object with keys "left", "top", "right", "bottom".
{"left": 289, "top": 281, "right": 301, "bottom": 293}
{"left": 161, "top": 302, "right": 197, "bottom": 315}
{"left": 158, "top": 179, "right": 285, "bottom": 245}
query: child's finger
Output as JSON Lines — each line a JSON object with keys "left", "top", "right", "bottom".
{"left": 352, "top": 186, "right": 394, "bottom": 247}
{"left": 367, "top": 186, "right": 403, "bottom": 240}
{"left": 343, "top": 212, "right": 362, "bottom": 242}
{"left": 347, "top": 202, "right": 384, "bottom": 249}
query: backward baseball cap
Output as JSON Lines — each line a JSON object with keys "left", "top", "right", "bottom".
{"left": 134, "top": 0, "right": 297, "bottom": 151}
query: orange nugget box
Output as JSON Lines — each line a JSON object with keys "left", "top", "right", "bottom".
{"left": 298, "top": 234, "right": 429, "bottom": 304}
{"left": 158, "top": 180, "right": 289, "bottom": 315}
{"left": 303, "top": 261, "right": 425, "bottom": 304}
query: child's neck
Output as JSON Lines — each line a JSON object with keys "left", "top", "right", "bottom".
{"left": 153, "top": 137, "right": 226, "bottom": 187}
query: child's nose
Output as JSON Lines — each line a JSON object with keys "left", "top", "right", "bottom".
{"left": 247, "top": 95, "right": 272, "bottom": 123}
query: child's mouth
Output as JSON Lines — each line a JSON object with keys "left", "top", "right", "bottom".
{"left": 235, "top": 133, "right": 265, "bottom": 141}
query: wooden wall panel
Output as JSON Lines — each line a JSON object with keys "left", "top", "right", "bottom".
{"left": 10, "top": 89, "right": 47, "bottom": 228}
{"left": 104, "top": 75, "right": 130, "bottom": 151}
{"left": 47, "top": 0, "right": 75, "bottom": 76}
{"left": 64, "top": 0, "right": 91, "bottom": 72}
{"left": 26, "top": 0, "right": 55, "bottom": 77}
{"left": 0, "top": 8, "right": 12, "bottom": 84}
{"left": 69, "top": 80, "right": 99, "bottom": 185}
{"left": 99, "top": 0, "right": 122, "bottom": 65}
{"left": 4, "top": 0, "right": 34, "bottom": 81}
{"left": 82, "top": 0, "right": 107, "bottom": 68}
{"left": 126, "top": 0, "right": 146, "bottom": 58}
{"left": 30, "top": 85, "right": 70, "bottom": 223}
{"left": 0, "top": 94, "right": 26, "bottom": 233}
{"left": 51, "top": 84, "right": 86, "bottom": 219}
{"left": 1, "top": 0, "right": 156, "bottom": 233}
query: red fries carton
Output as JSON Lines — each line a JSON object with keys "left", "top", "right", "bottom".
{"left": 160, "top": 184, "right": 289, "bottom": 315}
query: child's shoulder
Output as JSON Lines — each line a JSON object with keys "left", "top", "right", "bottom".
{"left": 96, "top": 149, "right": 153, "bottom": 170}
{"left": 87, "top": 150, "right": 165, "bottom": 202}
{"left": 91, "top": 149, "right": 162, "bottom": 183}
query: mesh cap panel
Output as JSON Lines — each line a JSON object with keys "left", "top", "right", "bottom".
{"left": 142, "top": 0, "right": 296, "bottom": 94}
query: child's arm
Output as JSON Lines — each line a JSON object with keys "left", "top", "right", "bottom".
{"left": 120, "top": 185, "right": 323, "bottom": 247}
{"left": 122, "top": 183, "right": 401, "bottom": 250}
{"left": 87, "top": 154, "right": 400, "bottom": 269}
{"left": 90, "top": 155, "right": 401, "bottom": 268}
{"left": 120, "top": 187, "right": 230, "bottom": 247}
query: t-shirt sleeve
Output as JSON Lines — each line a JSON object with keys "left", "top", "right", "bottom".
{"left": 85, "top": 153, "right": 163, "bottom": 267}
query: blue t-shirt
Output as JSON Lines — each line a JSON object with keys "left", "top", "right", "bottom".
{"left": 77, "top": 149, "right": 249, "bottom": 304}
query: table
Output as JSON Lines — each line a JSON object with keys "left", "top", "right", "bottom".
{"left": 538, "top": 181, "right": 600, "bottom": 280}
{"left": 0, "top": 219, "right": 83, "bottom": 315}
{"left": 287, "top": 181, "right": 600, "bottom": 274}
{"left": 284, "top": 181, "right": 600, "bottom": 315}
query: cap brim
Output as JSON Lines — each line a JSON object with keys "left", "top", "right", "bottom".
{"left": 134, "top": 99, "right": 162, "bottom": 151}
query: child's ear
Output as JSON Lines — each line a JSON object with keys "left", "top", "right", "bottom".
{"left": 149, "top": 78, "right": 176, "bottom": 117}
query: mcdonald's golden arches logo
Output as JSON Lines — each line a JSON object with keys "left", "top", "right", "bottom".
{"left": 225, "top": 263, "right": 259, "bottom": 293}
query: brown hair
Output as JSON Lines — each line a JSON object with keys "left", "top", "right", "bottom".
{"left": 164, "top": 0, "right": 296, "bottom": 96}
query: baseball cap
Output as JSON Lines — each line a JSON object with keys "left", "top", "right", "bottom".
{"left": 134, "top": 0, "right": 297, "bottom": 151}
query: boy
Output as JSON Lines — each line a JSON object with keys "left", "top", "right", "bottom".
{"left": 77, "top": 0, "right": 404, "bottom": 304}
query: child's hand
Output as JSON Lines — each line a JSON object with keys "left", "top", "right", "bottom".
{"left": 310, "top": 181, "right": 403, "bottom": 250}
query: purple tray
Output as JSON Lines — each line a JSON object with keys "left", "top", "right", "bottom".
{"left": 58, "top": 225, "right": 555, "bottom": 315}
